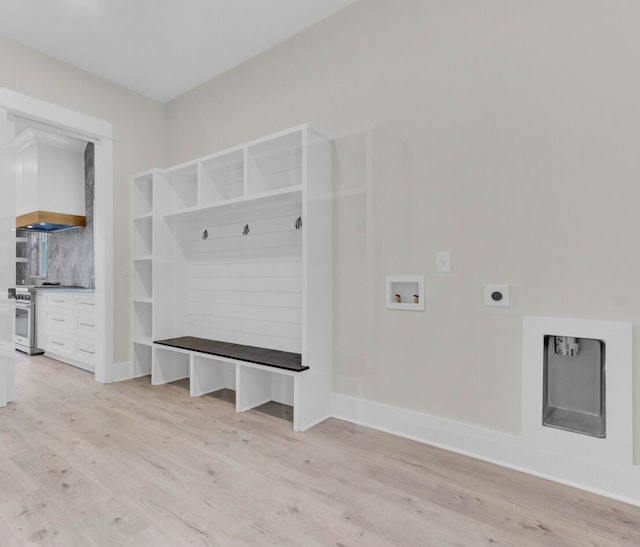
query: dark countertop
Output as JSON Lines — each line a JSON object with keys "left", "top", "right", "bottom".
{"left": 153, "top": 336, "right": 307, "bottom": 372}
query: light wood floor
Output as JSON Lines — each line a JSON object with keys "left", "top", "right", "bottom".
{"left": 1, "top": 354, "right": 639, "bottom": 546}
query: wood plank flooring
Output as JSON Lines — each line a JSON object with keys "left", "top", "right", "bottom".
{"left": 0, "top": 353, "right": 639, "bottom": 546}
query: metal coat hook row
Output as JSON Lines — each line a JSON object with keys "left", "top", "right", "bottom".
{"left": 205, "top": 218, "right": 301, "bottom": 238}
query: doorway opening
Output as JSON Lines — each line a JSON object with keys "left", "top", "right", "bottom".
{"left": 0, "top": 88, "right": 114, "bottom": 385}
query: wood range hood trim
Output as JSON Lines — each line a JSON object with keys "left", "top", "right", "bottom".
{"left": 16, "top": 210, "right": 86, "bottom": 232}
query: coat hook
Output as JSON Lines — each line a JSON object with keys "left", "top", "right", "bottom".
{"left": 202, "top": 229, "right": 208, "bottom": 240}
{"left": 295, "top": 216, "right": 302, "bottom": 230}
{"left": 243, "top": 224, "right": 250, "bottom": 236}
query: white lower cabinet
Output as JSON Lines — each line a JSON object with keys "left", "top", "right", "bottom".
{"left": 39, "top": 291, "right": 96, "bottom": 372}
{"left": 75, "top": 336, "right": 96, "bottom": 366}
{"left": 45, "top": 332, "right": 74, "bottom": 357}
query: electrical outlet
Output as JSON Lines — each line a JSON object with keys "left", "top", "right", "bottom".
{"left": 436, "top": 251, "right": 451, "bottom": 273}
{"left": 484, "top": 285, "right": 510, "bottom": 307}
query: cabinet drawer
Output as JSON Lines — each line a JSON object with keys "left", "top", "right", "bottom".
{"left": 46, "top": 333, "right": 73, "bottom": 356}
{"left": 45, "top": 294, "right": 74, "bottom": 308}
{"left": 46, "top": 309, "right": 73, "bottom": 333}
{"left": 75, "top": 295, "right": 96, "bottom": 310}
{"left": 75, "top": 337, "right": 96, "bottom": 364}
{"left": 75, "top": 313, "right": 96, "bottom": 337}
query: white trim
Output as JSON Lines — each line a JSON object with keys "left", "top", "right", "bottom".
{"left": 0, "top": 88, "right": 112, "bottom": 140}
{"left": 332, "top": 392, "right": 640, "bottom": 507}
{"left": 0, "top": 88, "right": 114, "bottom": 384}
{"left": 111, "top": 360, "right": 135, "bottom": 383}
{"left": 94, "top": 138, "right": 114, "bottom": 382}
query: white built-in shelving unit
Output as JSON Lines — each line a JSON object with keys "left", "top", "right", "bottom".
{"left": 132, "top": 171, "right": 155, "bottom": 377}
{"left": 131, "top": 124, "right": 332, "bottom": 431}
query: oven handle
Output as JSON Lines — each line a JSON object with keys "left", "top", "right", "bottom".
{"left": 15, "top": 302, "right": 34, "bottom": 310}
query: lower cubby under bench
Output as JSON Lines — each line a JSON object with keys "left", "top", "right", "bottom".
{"left": 152, "top": 336, "right": 307, "bottom": 420}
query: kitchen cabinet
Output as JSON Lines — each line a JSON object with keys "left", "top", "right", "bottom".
{"left": 131, "top": 123, "right": 332, "bottom": 431}
{"left": 38, "top": 291, "right": 96, "bottom": 372}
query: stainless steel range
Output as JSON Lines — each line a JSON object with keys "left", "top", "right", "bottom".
{"left": 15, "top": 287, "right": 44, "bottom": 355}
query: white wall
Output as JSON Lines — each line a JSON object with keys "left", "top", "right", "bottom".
{"left": 2, "top": 1, "right": 639, "bottom": 463}
{"left": 0, "top": 35, "right": 165, "bottom": 364}
{"left": 164, "top": 0, "right": 640, "bottom": 458}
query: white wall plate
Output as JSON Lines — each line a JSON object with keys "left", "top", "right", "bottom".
{"left": 484, "top": 284, "right": 510, "bottom": 307}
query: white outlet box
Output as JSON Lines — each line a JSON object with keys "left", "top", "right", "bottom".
{"left": 386, "top": 275, "right": 424, "bottom": 310}
{"left": 484, "top": 285, "right": 510, "bottom": 307}
{"left": 436, "top": 251, "right": 451, "bottom": 273}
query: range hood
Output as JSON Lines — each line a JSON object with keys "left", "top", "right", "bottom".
{"left": 16, "top": 211, "right": 86, "bottom": 232}
{"left": 15, "top": 128, "right": 87, "bottom": 232}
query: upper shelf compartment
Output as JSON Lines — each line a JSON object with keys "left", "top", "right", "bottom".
{"left": 201, "top": 148, "right": 244, "bottom": 205}
{"left": 164, "top": 163, "right": 198, "bottom": 211}
{"left": 151, "top": 125, "right": 324, "bottom": 218}
{"left": 247, "top": 130, "right": 302, "bottom": 195}
{"left": 133, "top": 173, "right": 153, "bottom": 218}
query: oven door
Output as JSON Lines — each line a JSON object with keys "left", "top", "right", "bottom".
{"left": 15, "top": 302, "right": 34, "bottom": 350}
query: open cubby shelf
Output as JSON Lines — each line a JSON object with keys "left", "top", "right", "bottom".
{"left": 131, "top": 124, "right": 332, "bottom": 432}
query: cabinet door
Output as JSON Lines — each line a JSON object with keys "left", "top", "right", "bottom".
{"left": 75, "top": 336, "right": 96, "bottom": 368}
{"left": 45, "top": 293, "right": 74, "bottom": 308}
{"left": 46, "top": 308, "right": 73, "bottom": 334}
{"left": 75, "top": 313, "right": 96, "bottom": 338}
{"left": 45, "top": 332, "right": 73, "bottom": 357}
{"left": 75, "top": 295, "right": 96, "bottom": 310}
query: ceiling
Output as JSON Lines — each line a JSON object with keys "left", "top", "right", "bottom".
{"left": 0, "top": 0, "right": 355, "bottom": 103}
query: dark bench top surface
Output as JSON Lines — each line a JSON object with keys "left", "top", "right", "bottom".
{"left": 153, "top": 336, "right": 308, "bottom": 372}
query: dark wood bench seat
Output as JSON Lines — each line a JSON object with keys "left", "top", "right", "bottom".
{"left": 153, "top": 336, "right": 308, "bottom": 373}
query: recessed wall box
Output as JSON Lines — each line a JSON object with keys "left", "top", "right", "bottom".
{"left": 386, "top": 275, "right": 424, "bottom": 310}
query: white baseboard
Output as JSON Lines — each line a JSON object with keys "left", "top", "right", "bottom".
{"left": 331, "top": 393, "right": 640, "bottom": 507}
{"left": 111, "top": 360, "right": 134, "bottom": 382}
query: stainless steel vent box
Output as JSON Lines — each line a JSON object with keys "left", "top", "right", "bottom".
{"left": 542, "top": 335, "right": 605, "bottom": 438}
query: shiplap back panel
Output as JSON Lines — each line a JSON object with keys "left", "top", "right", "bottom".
{"left": 185, "top": 201, "right": 303, "bottom": 353}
